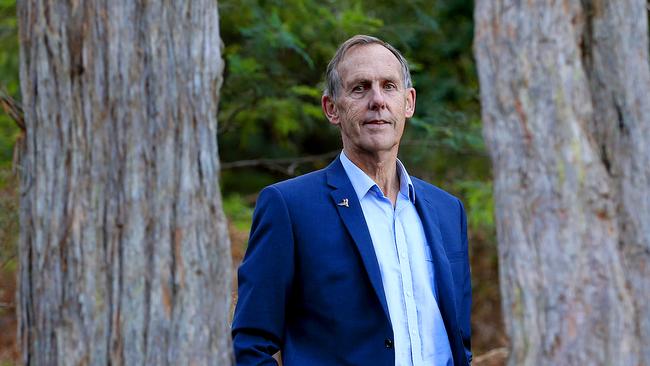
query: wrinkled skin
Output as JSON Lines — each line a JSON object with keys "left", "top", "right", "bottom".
{"left": 322, "top": 44, "right": 416, "bottom": 164}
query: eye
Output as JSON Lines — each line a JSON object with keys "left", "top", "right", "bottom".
{"left": 351, "top": 85, "right": 365, "bottom": 93}
{"left": 384, "top": 82, "right": 397, "bottom": 90}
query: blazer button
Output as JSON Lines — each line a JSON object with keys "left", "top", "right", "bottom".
{"left": 384, "top": 338, "right": 393, "bottom": 349}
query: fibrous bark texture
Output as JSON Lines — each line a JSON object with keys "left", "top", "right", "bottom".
{"left": 17, "top": 1, "right": 232, "bottom": 364}
{"left": 474, "top": 1, "right": 650, "bottom": 365}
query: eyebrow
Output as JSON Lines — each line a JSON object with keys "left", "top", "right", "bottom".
{"left": 346, "top": 76, "right": 400, "bottom": 88}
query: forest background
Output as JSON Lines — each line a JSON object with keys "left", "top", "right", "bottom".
{"left": 0, "top": 0, "right": 504, "bottom": 363}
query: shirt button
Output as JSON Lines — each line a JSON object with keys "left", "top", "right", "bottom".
{"left": 385, "top": 338, "right": 394, "bottom": 349}
{"left": 406, "top": 291, "right": 412, "bottom": 297}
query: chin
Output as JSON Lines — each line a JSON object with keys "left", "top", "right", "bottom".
{"left": 358, "top": 140, "right": 398, "bottom": 154}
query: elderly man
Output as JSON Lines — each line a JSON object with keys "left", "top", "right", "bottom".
{"left": 232, "top": 35, "right": 472, "bottom": 366}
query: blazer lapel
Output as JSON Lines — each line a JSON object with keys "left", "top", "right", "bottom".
{"left": 413, "top": 190, "right": 460, "bottom": 336}
{"left": 326, "top": 157, "right": 390, "bottom": 319}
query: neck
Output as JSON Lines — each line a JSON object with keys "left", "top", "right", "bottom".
{"left": 343, "top": 147, "right": 400, "bottom": 205}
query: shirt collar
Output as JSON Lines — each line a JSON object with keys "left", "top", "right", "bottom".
{"left": 339, "top": 151, "right": 416, "bottom": 204}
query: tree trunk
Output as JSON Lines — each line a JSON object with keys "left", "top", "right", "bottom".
{"left": 17, "top": 1, "right": 232, "bottom": 364}
{"left": 474, "top": 1, "right": 650, "bottom": 365}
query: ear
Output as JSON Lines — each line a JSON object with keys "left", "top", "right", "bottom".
{"left": 405, "top": 87, "right": 416, "bottom": 118}
{"left": 322, "top": 95, "right": 340, "bottom": 125}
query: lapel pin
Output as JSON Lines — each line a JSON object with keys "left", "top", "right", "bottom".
{"left": 337, "top": 198, "right": 349, "bottom": 208}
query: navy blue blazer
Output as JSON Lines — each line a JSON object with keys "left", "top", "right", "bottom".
{"left": 232, "top": 157, "right": 472, "bottom": 366}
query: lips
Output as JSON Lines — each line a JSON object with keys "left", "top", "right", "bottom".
{"left": 363, "top": 119, "right": 390, "bottom": 125}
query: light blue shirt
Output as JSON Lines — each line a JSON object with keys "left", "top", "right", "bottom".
{"left": 340, "top": 152, "right": 452, "bottom": 366}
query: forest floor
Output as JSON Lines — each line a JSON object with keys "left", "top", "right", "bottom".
{"left": 0, "top": 191, "right": 507, "bottom": 366}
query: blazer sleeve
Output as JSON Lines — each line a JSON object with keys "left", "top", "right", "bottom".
{"left": 232, "top": 186, "right": 295, "bottom": 366}
{"left": 458, "top": 199, "right": 473, "bottom": 363}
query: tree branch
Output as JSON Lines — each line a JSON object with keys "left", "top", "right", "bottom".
{"left": 220, "top": 150, "right": 339, "bottom": 176}
{"left": 473, "top": 347, "right": 508, "bottom": 365}
{"left": 1, "top": 86, "right": 26, "bottom": 175}
{"left": 0, "top": 87, "right": 24, "bottom": 131}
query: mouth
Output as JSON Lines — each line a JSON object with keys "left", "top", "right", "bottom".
{"left": 363, "top": 119, "right": 391, "bottom": 125}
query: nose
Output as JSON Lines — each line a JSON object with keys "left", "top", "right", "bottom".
{"left": 368, "top": 84, "right": 386, "bottom": 110}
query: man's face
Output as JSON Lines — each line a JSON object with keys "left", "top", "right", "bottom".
{"left": 322, "top": 44, "right": 416, "bottom": 157}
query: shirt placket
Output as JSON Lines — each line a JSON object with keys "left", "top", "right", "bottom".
{"left": 393, "top": 200, "right": 422, "bottom": 366}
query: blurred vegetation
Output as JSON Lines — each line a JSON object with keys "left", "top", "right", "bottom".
{"left": 216, "top": 0, "right": 494, "bottom": 232}
{"left": 0, "top": 0, "right": 18, "bottom": 296}
{"left": 0, "top": 0, "right": 19, "bottom": 168}
{"left": 0, "top": 0, "right": 502, "bottom": 360}
{"left": 223, "top": 194, "right": 255, "bottom": 232}
{"left": 217, "top": 0, "right": 489, "bottom": 194}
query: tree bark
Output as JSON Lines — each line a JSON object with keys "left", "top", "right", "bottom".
{"left": 474, "top": 1, "right": 650, "bottom": 365}
{"left": 17, "top": 1, "right": 232, "bottom": 364}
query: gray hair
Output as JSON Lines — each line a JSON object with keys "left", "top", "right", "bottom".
{"left": 324, "top": 35, "right": 412, "bottom": 100}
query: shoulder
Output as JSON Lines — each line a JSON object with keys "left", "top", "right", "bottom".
{"left": 253, "top": 168, "right": 335, "bottom": 229}
{"left": 410, "top": 175, "right": 467, "bottom": 222}
{"left": 411, "top": 176, "right": 462, "bottom": 207}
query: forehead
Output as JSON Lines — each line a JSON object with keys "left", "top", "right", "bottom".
{"left": 337, "top": 44, "right": 402, "bottom": 85}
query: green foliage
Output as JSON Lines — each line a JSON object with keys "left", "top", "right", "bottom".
{"left": 454, "top": 179, "right": 494, "bottom": 232}
{"left": 0, "top": 0, "right": 19, "bottom": 167}
{"left": 0, "top": 0, "right": 20, "bottom": 271}
{"left": 0, "top": 167, "right": 18, "bottom": 271}
{"left": 222, "top": 194, "right": 254, "bottom": 232}
{"left": 217, "top": 0, "right": 485, "bottom": 181}
{"left": 0, "top": 0, "right": 18, "bottom": 94}
{"left": 0, "top": 115, "right": 18, "bottom": 167}
{"left": 218, "top": 0, "right": 384, "bottom": 169}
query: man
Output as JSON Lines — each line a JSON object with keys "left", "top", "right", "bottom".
{"left": 232, "top": 35, "right": 472, "bottom": 366}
